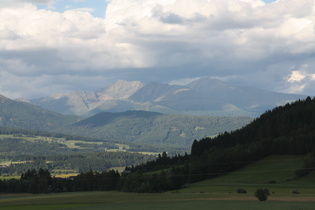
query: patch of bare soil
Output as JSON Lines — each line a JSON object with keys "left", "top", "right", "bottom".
{"left": 269, "top": 197, "right": 315, "bottom": 202}
{"left": 182, "top": 196, "right": 315, "bottom": 202}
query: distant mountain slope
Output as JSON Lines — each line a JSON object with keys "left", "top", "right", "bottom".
{"left": 75, "top": 110, "right": 163, "bottom": 127}
{"left": 0, "top": 95, "right": 252, "bottom": 152}
{"left": 185, "top": 78, "right": 304, "bottom": 116}
{"left": 30, "top": 78, "right": 306, "bottom": 117}
{"left": 130, "top": 82, "right": 223, "bottom": 111}
{"left": 96, "top": 80, "right": 144, "bottom": 101}
{"left": 30, "top": 91, "right": 99, "bottom": 115}
{"left": 70, "top": 110, "right": 252, "bottom": 151}
{"left": 0, "top": 94, "right": 81, "bottom": 131}
{"left": 31, "top": 80, "right": 144, "bottom": 116}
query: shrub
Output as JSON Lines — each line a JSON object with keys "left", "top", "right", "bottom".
{"left": 292, "top": 190, "right": 300, "bottom": 194}
{"left": 255, "top": 188, "right": 270, "bottom": 201}
{"left": 237, "top": 188, "right": 247, "bottom": 194}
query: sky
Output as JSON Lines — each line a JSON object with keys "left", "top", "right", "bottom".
{"left": 0, "top": 0, "right": 315, "bottom": 99}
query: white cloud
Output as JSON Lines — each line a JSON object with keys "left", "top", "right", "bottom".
{"left": 0, "top": 0, "right": 315, "bottom": 98}
{"left": 288, "top": 71, "right": 306, "bottom": 83}
{"left": 285, "top": 63, "right": 315, "bottom": 94}
{"left": 70, "top": 7, "right": 94, "bottom": 13}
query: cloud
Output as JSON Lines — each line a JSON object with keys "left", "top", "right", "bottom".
{"left": 285, "top": 63, "right": 315, "bottom": 94}
{"left": 0, "top": 0, "right": 315, "bottom": 99}
{"left": 288, "top": 71, "right": 306, "bottom": 83}
{"left": 70, "top": 7, "right": 94, "bottom": 13}
{"left": 0, "top": 0, "right": 53, "bottom": 7}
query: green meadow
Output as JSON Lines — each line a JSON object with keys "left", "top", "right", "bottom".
{"left": 181, "top": 155, "right": 315, "bottom": 193}
{"left": 0, "top": 191, "right": 314, "bottom": 210}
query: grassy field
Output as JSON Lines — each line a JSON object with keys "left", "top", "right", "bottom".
{"left": 0, "top": 134, "right": 154, "bottom": 154}
{"left": 0, "top": 191, "right": 314, "bottom": 210}
{"left": 0, "top": 134, "right": 64, "bottom": 143}
{"left": 0, "top": 134, "right": 104, "bottom": 150}
{"left": 180, "top": 155, "right": 315, "bottom": 194}
{"left": 0, "top": 155, "right": 314, "bottom": 209}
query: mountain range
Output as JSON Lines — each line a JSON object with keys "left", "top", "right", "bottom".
{"left": 29, "top": 77, "right": 306, "bottom": 117}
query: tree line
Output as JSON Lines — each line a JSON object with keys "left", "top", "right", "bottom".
{"left": 0, "top": 152, "right": 154, "bottom": 176}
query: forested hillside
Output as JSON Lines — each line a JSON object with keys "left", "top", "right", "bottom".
{"left": 186, "top": 96, "right": 315, "bottom": 182}
{"left": 122, "top": 97, "right": 315, "bottom": 191}
{"left": 192, "top": 96, "right": 315, "bottom": 157}
{"left": 69, "top": 110, "right": 252, "bottom": 151}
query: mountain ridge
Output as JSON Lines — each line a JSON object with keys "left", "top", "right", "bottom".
{"left": 29, "top": 77, "right": 306, "bottom": 117}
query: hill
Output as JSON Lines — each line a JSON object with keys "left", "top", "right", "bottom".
{"left": 181, "top": 155, "right": 315, "bottom": 194}
{"left": 69, "top": 110, "right": 252, "bottom": 152}
{"left": 124, "top": 96, "right": 315, "bottom": 192}
{"left": 0, "top": 94, "right": 80, "bottom": 130}
{"left": 184, "top": 155, "right": 309, "bottom": 189}
{"left": 187, "top": 96, "right": 315, "bottom": 182}
{"left": 0, "top": 94, "right": 252, "bottom": 153}
{"left": 29, "top": 78, "right": 305, "bottom": 117}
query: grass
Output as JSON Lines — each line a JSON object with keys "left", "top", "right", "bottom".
{"left": 0, "top": 191, "right": 314, "bottom": 210}
{"left": 0, "top": 176, "right": 20, "bottom": 180}
{"left": 108, "top": 167, "right": 126, "bottom": 173}
{"left": 0, "top": 160, "right": 11, "bottom": 166}
{"left": 0, "top": 134, "right": 64, "bottom": 143}
{"left": 180, "top": 155, "right": 315, "bottom": 195}
{"left": 0, "top": 134, "right": 103, "bottom": 150}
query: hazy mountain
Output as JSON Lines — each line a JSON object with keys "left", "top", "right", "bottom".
{"left": 30, "top": 91, "right": 99, "bottom": 116}
{"left": 96, "top": 80, "right": 144, "bottom": 101}
{"left": 30, "top": 78, "right": 306, "bottom": 117}
{"left": 185, "top": 77, "right": 305, "bottom": 116}
{"left": 31, "top": 80, "right": 144, "bottom": 116}
{"left": 0, "top": 94, "right": 81, "bottom": 131}
{"left": 130, "top": 81, "right": 224, "bottom": 112}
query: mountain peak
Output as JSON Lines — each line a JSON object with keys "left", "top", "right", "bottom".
{"left": 97, "top": 80, "right": 144, "bottom": 101}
